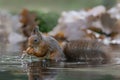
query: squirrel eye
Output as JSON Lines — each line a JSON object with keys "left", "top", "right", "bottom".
{"left": 34, "top": 39, "right": 39, "bottom": 43}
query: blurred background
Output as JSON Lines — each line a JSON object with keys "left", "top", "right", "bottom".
{"left": 1, "top": 0, "right": 120, "bottom": 80}
{"left": 0, "top": 0, "right": 117, "bottom": 12}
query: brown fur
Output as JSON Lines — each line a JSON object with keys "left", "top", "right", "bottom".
{"left": 25, "top": 27, "right": 65, "bottom": 61}
{"left": 20, "top": 9, "right": 38, "bottom": 37}
{"left": 63, "top": 40, "right": 111, "bottom": 64}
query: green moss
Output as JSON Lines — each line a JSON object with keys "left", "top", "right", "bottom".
{"left": 35, "top": 11, "right": 60, "bottom": 32}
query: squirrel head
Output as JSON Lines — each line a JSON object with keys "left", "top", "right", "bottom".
{"left": 28, "top": 26, "right": 42, "bottom": 47}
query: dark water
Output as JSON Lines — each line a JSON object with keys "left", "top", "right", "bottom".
{"left": 0, "top": 42, "right": 120, "bottom": 80}
{"left": 0, "top": 55, "right": 120, "bottom": 80}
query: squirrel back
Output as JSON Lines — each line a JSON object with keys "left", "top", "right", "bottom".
{"left": 42, "top": 35, "right": 65, "bottom": 61}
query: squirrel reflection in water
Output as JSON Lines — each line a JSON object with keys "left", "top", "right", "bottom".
{"left": 26, "top": 60, "right": 58, "bottom": 80}
{"left": 27, "top": 61, "right": 43, "bottom": 80}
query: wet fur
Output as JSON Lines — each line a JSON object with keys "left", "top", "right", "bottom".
{"left": 63, "top": 40, "right": 111, "bottom": 64}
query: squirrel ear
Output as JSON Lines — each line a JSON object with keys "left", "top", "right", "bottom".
{"left": 31, "top": 26, "right": 42, "bottom": 39}
{"left": 31, "top": 26, "right": 39, "bottom": 35}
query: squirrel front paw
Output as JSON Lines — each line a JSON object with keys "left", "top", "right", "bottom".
{"left": 26, "top": 47, "right": 35, "bottom": 55}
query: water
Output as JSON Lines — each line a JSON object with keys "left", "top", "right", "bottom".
{"left": 0, "top": 42, "right": 120, "bottom": 80}
{"left": 0, "top": 54, "right": 120, "bottom": 80}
